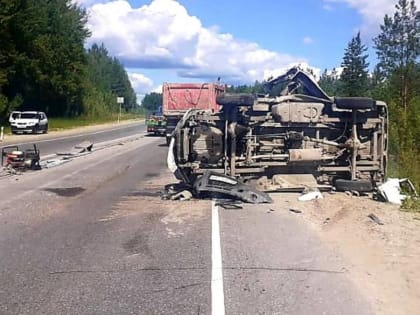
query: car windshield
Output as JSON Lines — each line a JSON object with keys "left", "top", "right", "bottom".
{"left": 10, "top": 113, "right": 20, "bottom": 119}
{"left": 21, "top": 113, "right": 38, "bottom": 119}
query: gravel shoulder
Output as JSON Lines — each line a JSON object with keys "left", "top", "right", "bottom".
{"left": 270, "top": 192, "right": 420, "bottom": 315}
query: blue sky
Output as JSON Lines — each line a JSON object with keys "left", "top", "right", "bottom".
{"left": 73, "top": 0, "right": 411, "bottom": 100}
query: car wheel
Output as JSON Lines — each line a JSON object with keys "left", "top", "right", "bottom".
{"left": 216, "top": 93, "right": 255, "bottom": 106}
{"left": 43, "top": 124, "right": 48, "bottom": 134}
{"left": 33, "top": 125, "right": 39, "bottom": 134}
{"left": 334, "top": 179, "right": 373, "bottom": 192}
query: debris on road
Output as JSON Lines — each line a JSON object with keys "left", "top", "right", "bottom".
{"left": 169, "top": 190, "right": 193, "bottom": 201}
{"left": 298, "top": 189, "right": 323, "bottom": 201}
{"left": 377, "top": 178, "right": 418, "bottom": 205}
{"left": 1, "top": 144, "right": 40, "bottom": 171}
{"left": 368, "top": 213, "right": 384, "bottom": 225}
{"left": 289, "top": 208, "right": 303, "bottom": 214}
{"left": 56, "top": 141, "right": 93, "bottom": 156}
{"left": 216, "top": 200, "right": 243, "bottom": 210}
{"left": 41, "top": 141, "right": 95, "bottom": 169}
{"left": 193, "top": 171, "right": 272, "bottom": 204}
{"left": 162, "top": 171, "right": 272, "bottom": 204}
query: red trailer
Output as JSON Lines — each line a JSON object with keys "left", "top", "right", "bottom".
{"left": 162, "top": 83, "right": 225, "bottom": 144}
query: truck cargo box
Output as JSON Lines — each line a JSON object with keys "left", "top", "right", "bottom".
{"left": 162, "top": 83, "right": 225, "bottom": 116}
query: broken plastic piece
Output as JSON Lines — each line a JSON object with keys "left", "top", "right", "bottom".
{"left": 298, "top": 190, "right": 323, "bottom": 201}
{"left": 377, "top": 178, "right": 418, "bottom": 205}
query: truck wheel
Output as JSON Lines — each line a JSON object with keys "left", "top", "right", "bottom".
{"left": 216, "top": 93, "right": 255, "bottom": 106}
{"left": 334, "top": 179, "right": 373, "bottom": 192}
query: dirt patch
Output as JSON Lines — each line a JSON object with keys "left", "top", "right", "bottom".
{"left": 271, "top": 192, "right": 420, "bottom": 315}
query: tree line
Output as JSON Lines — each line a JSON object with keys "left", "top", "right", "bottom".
{"left": 0, "top": 0, "right": 136, "bottom": 124}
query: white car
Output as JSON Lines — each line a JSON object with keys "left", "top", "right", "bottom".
{"left": 9, "top": 111, "right": 49, "bottom": 134}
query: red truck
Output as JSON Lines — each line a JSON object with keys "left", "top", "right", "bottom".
{"left": 162, "top": 83, "right": 225, "bottom": 145}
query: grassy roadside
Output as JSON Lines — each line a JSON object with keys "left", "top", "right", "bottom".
{"left": 1, "top": 113, "right": 144, "bottom": 135}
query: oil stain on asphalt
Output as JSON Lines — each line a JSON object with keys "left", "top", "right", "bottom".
{"left": 44, "top": 187, "right": 86, "bottom": 197}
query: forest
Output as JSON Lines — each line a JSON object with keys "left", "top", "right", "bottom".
{"left": 0, "top": 0, "right": 136, "bottom": 124}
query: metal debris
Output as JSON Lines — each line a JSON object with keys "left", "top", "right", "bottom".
{"left": 289, "top": 208, "right": 302, "bottom": 214}
{"left": 216, "top": 200, "right": 243, "bottom": 210}
{"left": 368, "top": 213, "right": 384, "bottom": 225}
{"left": 56, "top": 141, "right": 93, "bottom": 156}
{"left": 193, "top": 171, "right": 273, "bottom": 204}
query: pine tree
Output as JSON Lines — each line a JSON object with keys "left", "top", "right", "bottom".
{"left": 318, "top": 68, "right": 342, "bottom": 96}
{"left": 373, "top": 0, "right": 420, "bottom": 187}
{"left": 340, "top": 32, "right": 369, "bottom": 97}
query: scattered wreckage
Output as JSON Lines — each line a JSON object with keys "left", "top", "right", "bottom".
{"left": 167, "top": 67, "right": 389, "bottom": 201}
{"left": 1, "top": 144, "right": 41, "bottom": 172}
{"left": 0, "top": 141, "right": 94, "bottom": 176}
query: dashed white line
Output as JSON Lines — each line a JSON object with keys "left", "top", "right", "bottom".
{"left": 211, "top": 200, "right": 225, "bottom": 315}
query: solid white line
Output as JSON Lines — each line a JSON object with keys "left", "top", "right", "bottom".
{"left": 211, "top": 200, "right": 225, "bottom": 315}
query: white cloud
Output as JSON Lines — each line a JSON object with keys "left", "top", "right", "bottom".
{"left": 127, "top": 72, "right": 154, "bottom": 94}
{"left": 84, "top": 0, "right": 307, "bottom": 84}
{"left": 302, "top": 36, "right": 314, "bottom": 44}
{"left": 323, "top": 0, "right": 419, "bottom": 35}
{"left": 152, "top": 85, "right": 163, "bottom": 93}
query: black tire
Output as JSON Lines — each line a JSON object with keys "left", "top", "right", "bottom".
{"left": 334, "top": 179, "right": 373, "bottom": 192}
{"left": 43, "top": 124, "right": 48, "bottom": 134}
{"left": 216, "top": 93, "right": 255, "bottom": 106}
{"left": 33, "top": 125, "right": 39, "bottom": 134}
{"left": 166, "top": 136, "right": 171, "bottom": 146}
{"left": 335, "top": 97, "right": 375, "bottom": 110}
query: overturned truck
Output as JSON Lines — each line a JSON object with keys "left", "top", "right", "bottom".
{"left": 168, "top": 68, "right": 388, "bottom": 193}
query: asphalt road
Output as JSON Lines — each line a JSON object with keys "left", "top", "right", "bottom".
{"left": 0, "top": 132, "right": 374, "bottom": 314}
{"left": 0, "top": 120, "right": 146, "bottom": 157}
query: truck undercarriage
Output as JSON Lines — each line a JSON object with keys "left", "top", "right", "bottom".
{"left": 168, "top": 68, "right": 388, "bottom": 192}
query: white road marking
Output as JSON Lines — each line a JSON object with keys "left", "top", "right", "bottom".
{"left": 211, "top": 200, "right": 225, "bottom": 315}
